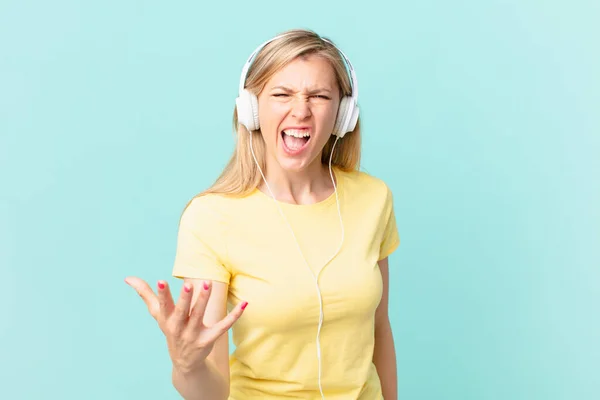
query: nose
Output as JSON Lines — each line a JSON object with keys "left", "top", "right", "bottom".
{"left": 290, "top": 96, "right": 312, "bottom": 120}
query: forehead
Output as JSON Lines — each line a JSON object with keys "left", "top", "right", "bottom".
{"left": 265, "top": 54, "right": 337, "bottom": 90}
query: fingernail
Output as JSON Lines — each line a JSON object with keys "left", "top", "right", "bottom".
{"left": 203, "top": 281, "right": 209, "bottom": 290}
{"left": 241, "top": 301, "right": 248, "bottom": 310}
{"left": 158, "top": 281, "right": 165, "bottom": 290}
{"left": 184, "top": 284, "right": 191, "bottom": 293}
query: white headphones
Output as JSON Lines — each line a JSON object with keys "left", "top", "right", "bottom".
{"left": 235, "top": 33, "right": 360, "bottom": 138}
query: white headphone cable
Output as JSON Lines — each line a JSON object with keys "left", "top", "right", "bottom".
{"left": 249, "top": 131, "right": 344, "bottom": 400}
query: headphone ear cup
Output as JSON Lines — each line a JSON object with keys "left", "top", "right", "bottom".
{"left": 333, "top": 96, "right": 349, "bottom": 137}
{"left": 236, "top": 89, "right": 260, "bottom": 131}
{"left": 346, "top": 102, "right": 359, "bottom": 134}
{"left": 333, "top": 96, "right": 359, "bottom": 138}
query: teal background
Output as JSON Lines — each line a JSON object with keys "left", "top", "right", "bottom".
{"left": 1, "top": 0, "right": 598, "bottom": 399}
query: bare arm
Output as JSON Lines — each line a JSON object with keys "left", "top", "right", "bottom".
{"left": 172, "top": 358, "right": 229, "bottom": 400}
{"left": 373, "top": 257, "right": 398, "bottom": 399}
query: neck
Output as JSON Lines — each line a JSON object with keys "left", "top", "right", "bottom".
{"left": 259, "top": 158, "right": 336, "bottom": 205}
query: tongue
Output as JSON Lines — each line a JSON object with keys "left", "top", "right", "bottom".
{"left": 283, "top": 133, "right": 308, "bottom": 150}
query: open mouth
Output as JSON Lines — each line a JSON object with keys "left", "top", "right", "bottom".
{"left": 281, "top": 129, "right": 311, "bottom": 153}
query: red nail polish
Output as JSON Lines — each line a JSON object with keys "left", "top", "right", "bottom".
{"left": 241, "top": 301, "right": 248, "bottom": 310}
{"left": 158, "top": 281, "right": 165, "bottom": 290}
{"left": 203, "top": 281, "right": 209, "bottom": 290}
{"left": 184, "top": 284, "right": 191, "bottom": 293}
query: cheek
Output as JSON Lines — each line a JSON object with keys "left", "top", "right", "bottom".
{"left": 259, "top": 102, "right": 287, "bottom": 130}
{"left": 317, "top": 105, "right": 339, "bottom": 129}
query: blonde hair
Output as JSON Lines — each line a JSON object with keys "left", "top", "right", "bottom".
{"left": 188, "top": 29, "right": 362, "bottom": 206}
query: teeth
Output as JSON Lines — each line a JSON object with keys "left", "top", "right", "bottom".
{"left": 283, "top": 129, "right": 310, "bottom": 138}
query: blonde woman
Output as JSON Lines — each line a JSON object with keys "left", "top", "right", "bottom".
{"left": 126, "top": 28, "right": 400, "bottom": 400}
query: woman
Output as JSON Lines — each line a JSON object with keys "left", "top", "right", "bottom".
{"left": 126, "top": 28, "right": 400, "bottom": 400}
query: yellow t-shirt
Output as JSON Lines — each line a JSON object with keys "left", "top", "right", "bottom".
{"left": 172, "top": 167, "right": 400, "bottom": 399}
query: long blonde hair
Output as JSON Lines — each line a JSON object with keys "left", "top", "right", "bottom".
{"left": 189, "top": 29, "right": 361, "bottom": 206}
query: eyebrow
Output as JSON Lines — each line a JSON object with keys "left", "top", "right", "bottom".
{"left": 270, "top": 85, "right": 333, "bottom": 94}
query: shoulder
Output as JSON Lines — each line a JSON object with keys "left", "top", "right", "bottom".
{"left": 179, "top": 192, "right": 247, "bottom": 229}
{"left": 340, "top": 168, "right": 394, "bottom": 201}
{"left": 338, "top": 168, "right": 396, "bottom": 223}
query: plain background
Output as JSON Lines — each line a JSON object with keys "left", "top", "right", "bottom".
{"left": 1, "top": 0, "right": 598, "bottom": 399}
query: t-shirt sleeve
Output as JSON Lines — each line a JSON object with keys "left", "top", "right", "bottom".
{"left": 171, "top": 196, "right": 232, "bottom": 283}
{"left": 379, "top": 185, "right": 400, "bottom": 260}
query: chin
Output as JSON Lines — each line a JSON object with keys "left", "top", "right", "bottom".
{"left": 276, "top": 156, "right": 312, "bottom": 173}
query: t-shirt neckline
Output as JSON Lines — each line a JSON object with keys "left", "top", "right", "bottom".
{"left": 253, "top": 167, "right": 343, "bottom": 210}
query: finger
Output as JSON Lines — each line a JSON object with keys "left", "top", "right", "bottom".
{"left": 188, "top": 280, "right": 212, "bottom": 329}
{"left": 157, "top": 280, "right": 175, "bottom": 319}
{"left": 207, "top": 300, "right": 248, "bottom": 341}
{"left": 125, "top": 276, "right": 160, "bottom": 319}
{"left": 172, "top": 282, "right": 194, "bottom": 325}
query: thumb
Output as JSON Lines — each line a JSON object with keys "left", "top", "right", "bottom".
{"left": 125, "top": 276, "right": 160, "bottom": 319}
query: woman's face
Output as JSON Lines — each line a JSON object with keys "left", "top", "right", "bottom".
{"left": 257, "top": 54, "right": 341, "bottom": 174}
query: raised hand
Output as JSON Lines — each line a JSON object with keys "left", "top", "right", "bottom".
{"left": 125, "top": 277, "right": 247, "bottom": 374}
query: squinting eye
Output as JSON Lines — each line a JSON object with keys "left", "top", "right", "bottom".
{"left": 273, "top": 93, "right": 289, "bottom": 97}
{"left": 313, "top": 95, "right": 330, "bottom": 100}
